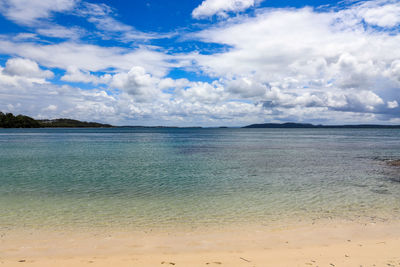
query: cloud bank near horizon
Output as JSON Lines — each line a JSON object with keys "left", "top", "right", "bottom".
{"left": 0, "top": 0, "right": 399, "bottom": 126}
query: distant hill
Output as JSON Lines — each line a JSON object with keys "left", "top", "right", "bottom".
{"left": 243, "top": 122, "right": 400, "bottom": 129}
{"left": 3, "top": 112, "right": 400, "bottom": 129}
{"left": 0, "top": 112, "right": 113, "bottom": 128}
{"left": 0, "top": 112, "right": 41, "bottom": 128}
{"left": 38, "top": 118, "right": 113, "bottom": 128}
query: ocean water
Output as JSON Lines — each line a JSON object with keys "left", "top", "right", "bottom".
{"left": 0, "top": 128, "right": 399, "bottom": 231}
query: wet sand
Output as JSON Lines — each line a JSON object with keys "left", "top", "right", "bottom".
{"left": 1, "top": 221, "right": 400, "bottom": 266}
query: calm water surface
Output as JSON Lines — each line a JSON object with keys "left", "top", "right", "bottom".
{"left": 0, "top": 128, "right": 399, "bottom": 230}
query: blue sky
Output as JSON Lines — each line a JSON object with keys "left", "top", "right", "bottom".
{"left": 0, "top": 0, "right": 399, "bottom": 126}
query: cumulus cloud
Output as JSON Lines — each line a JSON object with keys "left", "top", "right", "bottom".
{"left": 179, "top": 81, "right": 227, "bottom": 104}
{"left": 110, "top": 66, "right": 165, "bottom": 102}
{"left": 192, "top": 0, "right": 261, "bottom": 19}
{"left": 3, "top": 58, "right": 53, "bottom": 79}
{"left": 0, "top": 39, "right": 172, "bottom": 77}
{"left": 0, "top": 59, "right": 54, "bottom": 99}
{"left": 389, "top": 60, "right": 400, "bottom": 82}
{"left": 387, "top": 100, "right": 399, "bottom": 109}
{"left": 224, "top": 77, "right": 268, "bottom": 98}
{"left": 0, "top": 0, "right": 399, "bottom": 126}
{"left": 0, "top": 67, "right": 46, "bottom": 87}
{"left": 187, "top": 1, "right": 400, "bottom": 121}
{"left": 0, "top": 69, "right": 120, "bottom": 123}
{"left": 355, "top": 1, "right": 400, "bottom": 28}
{"left": 43, "top": 104, "right": 57, "bottom": 111}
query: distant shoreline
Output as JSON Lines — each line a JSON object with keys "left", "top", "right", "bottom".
{"left": 242, "top": 122, "right": 400, "bottom": 129}
{"left": 2, "top": 112, "right": 400, "bottom": 129}
{"left": 2, "top": 124, "right": 400, "bottom": 129}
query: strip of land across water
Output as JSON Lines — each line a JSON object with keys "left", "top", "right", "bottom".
{"left": 0, "top": 112, "right": 112, "bottom": 128}
{"left": 1, "top": 112, "right": 400, "bottom": 128}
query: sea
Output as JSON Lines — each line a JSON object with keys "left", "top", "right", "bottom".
{"left": 0, "top": 128, "right": 399, "bottom": 231}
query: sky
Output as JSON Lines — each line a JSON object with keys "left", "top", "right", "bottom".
{"left": 0, "top": 0, "right": 399, "bottom": 126}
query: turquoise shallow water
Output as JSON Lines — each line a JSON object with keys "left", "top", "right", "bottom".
{"left": 0, "top": 128, "right": 400, "bottom": 230}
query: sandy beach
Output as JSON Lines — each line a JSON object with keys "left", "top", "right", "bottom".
{"left": 1, "top": 221, "right": 400, "bottom": 267}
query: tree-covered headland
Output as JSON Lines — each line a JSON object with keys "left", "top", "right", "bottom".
{"left": 0, "top": 112, "right": 113, "bottom": 128}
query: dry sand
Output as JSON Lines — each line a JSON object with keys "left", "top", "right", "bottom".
{"left": 1, "top": 221, "right": 400, "bottom": 266}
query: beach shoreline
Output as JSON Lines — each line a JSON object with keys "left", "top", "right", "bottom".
{"left": 2, "top": 220, "right": 400, "bottom": 266}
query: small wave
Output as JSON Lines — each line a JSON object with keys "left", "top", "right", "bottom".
{"left": 370, "top": 188, "right": 391, "bottom": 195}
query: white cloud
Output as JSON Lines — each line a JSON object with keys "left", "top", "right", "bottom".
{"left": 0, "top": 67, "right": 44, "bottom": 86}
{"left": 61, "top": 66, "right": 111, "bottom": 85}
{"left": 224, "top": 77, "right": 268, "bottom": 98}
{"left": 78, "top": 2, "right": 170, "bottom": 42}
{"left": 110, "top": 66, "right": 165, "bottom": 102}
{"left": 356, "top": 1, "right": 400, "bottom": 28}
{"left": 0, "top": 59, "right": 54, "bottom": 93}
{"left": 179, "top": 81, "right": 227, "bottom": 104}
{"left": 36, "top": 25, "right": 84, "bottom": 39}
{"left": 76, "top": 2, "right": 111, "bottom": 17}
{"left": 87, "top": 16, "right": 159, "bottom": 42}
{"left": 3, "top": 58, "right": 53, "bottom": 79}
{"left": 0, "top": 0, "right": 399, "bottom": 126}
{"left": 0, "top": 73, "right": 120, "bottom": 123}
{"left": 43, "top": 104, "right": 57, "bottom": 111}
{"left": 0, "top": 39, "right": 172, "bottom": 77}
{"left": 158, "top": 77, "right": 190, "bottom": 91}
{"left": 192, "top": 0, "right": 261, "bottom": 19}
{"left": 0, "top": 0, "right": 166, "bottom": 43}
{"left": 387, "top": 100, "right": 398, "bottom": 109}
{"left": 186, "top": 2, "right": 400, "bottom": 120}
{"left": 0, "top": 0, "right": 77, "bottom": 25}
{"left": 389, "top": 60, "right": 400, "bottom": 82}
{"left": 12, "top": 33, "right": 39, "bottom": 41}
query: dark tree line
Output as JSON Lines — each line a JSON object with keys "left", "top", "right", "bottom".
{"left": 0, "top": 112, "right": 113, "bottom": 128}
{"left": 0, "top": 112, "right": 41, "bottom": 128}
